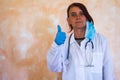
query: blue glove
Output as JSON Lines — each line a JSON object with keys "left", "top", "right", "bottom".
{"left": 85, "top": 21, "right": 96, "bottom": 40}
{"left": 55, "top": 25, "right": 66, "bottom": 45}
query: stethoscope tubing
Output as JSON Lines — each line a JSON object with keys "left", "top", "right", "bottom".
{"left": 67, "top": 33, "right": 94, "bottom": 60}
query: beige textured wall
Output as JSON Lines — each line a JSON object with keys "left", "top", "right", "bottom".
{"left": 0, "top": 0, "right": 120, "bottom": 80}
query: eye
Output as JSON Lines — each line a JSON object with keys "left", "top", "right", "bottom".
{"left": 71, "top": 13, "right": 77, "bottom": 17}
{"left": 79, "top": 12, "right": 84, "bottom": 16}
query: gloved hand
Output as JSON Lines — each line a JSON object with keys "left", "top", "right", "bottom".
{"left": 85, "top": 21, "right": 96, "bottom": 40}
{"left": 55, "top": 25, "right": 66, "bottom": 45}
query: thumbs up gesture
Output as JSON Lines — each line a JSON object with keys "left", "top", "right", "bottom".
{"left": 55, "top": 25, "right": 66, "bottom": 45}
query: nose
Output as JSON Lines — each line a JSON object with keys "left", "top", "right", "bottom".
{"left": 76, "top": 14, "right": 81, "bottom": 20}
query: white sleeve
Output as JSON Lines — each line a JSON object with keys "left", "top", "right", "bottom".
{"left": 47, "top": 42, "right": 63, "bottom": 72}
{"left": 103, "top": 39, "right": 114, "bottom": 80}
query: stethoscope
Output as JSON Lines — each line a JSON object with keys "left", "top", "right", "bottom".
{"left": 67, "top": 33, "right": 94, "bottom": 67}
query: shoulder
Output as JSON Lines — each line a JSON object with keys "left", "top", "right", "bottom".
{"left": 93, "top": 33, "right": 110, "bottom": 49}
{"left": 94, "top": 33, "right": 108, "bottom": 43}
{"left": 93, "top": 33, "right": 111, "bottom": 54}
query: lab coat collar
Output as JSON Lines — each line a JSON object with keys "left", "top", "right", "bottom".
{"left": 69, "top": 33, "right": 76, "bottom": 44}
{"left": 69, "top": 33, "right": 89, "bottom": 45}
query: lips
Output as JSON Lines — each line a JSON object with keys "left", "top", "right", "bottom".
{"left": 76, "top": 21, "right": 82, "bottom": 23}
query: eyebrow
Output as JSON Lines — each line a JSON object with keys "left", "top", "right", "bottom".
{"left": 70, "top": 10, "right": 83, "bottom": 13}
{"left": 70, "top": 12, "right": 76, "bottom": 14}
{"left": 70, "top": 11, "right": 84, "bottom": 15}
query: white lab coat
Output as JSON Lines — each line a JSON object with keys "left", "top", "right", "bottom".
{"left": 47, "top": 33, "right": 114, "bottom": 80}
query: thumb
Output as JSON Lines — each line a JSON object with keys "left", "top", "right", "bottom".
{"left": 57, "top": 25, "right": 62, "bottom": 32}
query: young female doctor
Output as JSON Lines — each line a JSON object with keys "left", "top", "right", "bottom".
{"left": 47, "top": 2, "right": 114, "bottom": 80}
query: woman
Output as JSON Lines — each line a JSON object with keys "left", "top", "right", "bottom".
{"left": 47, "top": 2, "right": 114, "bottom": 80}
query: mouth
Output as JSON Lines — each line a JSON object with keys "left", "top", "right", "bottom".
{"left": 76, "top": 21, "right": 82, "bottom": 23}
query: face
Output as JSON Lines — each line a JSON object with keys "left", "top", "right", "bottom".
{"left": 67, "top": 6, "right": 87, "bottom": 30}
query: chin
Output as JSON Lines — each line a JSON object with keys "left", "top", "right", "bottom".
{"left": 76, "top": 24, "right": 85, "bottom": 28}
{"left": 77, "top": 26, "right": 86, "bottom": 30}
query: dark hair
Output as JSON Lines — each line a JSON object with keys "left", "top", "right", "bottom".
{"left": 67, "top": 2, "right": 94, "bottom": 32}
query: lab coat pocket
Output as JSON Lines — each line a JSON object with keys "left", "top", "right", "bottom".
{"left": 90, "top": 52, "right": 103, "bottom": 80}
{"left": 91, "top": 52, "right": 103, "bottom": 73}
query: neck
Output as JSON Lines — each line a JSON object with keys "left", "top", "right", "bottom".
{"left": 74, "top": 27, "right": 86, "bottom": 38}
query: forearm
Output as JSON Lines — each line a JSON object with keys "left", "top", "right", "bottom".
{"left": 103, "top": 40, "right": 114, "bottom": 80}
{"left": 47, "top": 42, "right": 63, "bottom": 72}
